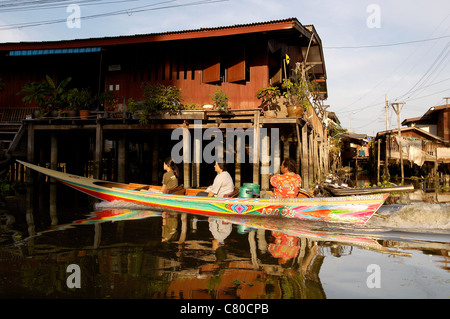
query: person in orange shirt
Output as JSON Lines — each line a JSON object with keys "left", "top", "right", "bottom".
{"left": 270, "top": 157, "right": 302, "bottom": 199}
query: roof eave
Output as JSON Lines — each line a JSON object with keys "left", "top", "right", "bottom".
{"left": 0, "top": 18, "right": 304, "bottom": 51}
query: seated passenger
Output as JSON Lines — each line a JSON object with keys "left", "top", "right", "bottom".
{"left": 148, "top": 157, "right": 179, "bottom": 193}
{"left": 270, "top": 157, "right": 302, "bottom": 199}
{"left": 197, "top": 161, "right": 234, "bottom": 197}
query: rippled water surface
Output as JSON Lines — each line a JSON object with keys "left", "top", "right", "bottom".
{"left": 0, "top": 187, "right": 449, "bottom": 300}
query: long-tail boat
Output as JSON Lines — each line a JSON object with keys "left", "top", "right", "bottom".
{"left": 18, "top": 160, "right": 389, "bottom": 224}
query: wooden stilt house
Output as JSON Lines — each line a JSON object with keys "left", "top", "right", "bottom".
{"left": 0, "top": 18, "right": 330, "bottom": 191}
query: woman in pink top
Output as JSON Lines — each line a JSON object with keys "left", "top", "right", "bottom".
{"left": 270, "top": 157, "right": 302, "bottom": 199}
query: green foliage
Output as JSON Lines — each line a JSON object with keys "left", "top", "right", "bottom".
{"left": 127, "top": 98, "right": 148, "bottom": 124}
{"left": 183, "top": 101, "right": 201, "bottom": 110}
{"left": 127, "top": 83, "right": 183, "bottom": 124}
{"left": 18, "top": 75, "right": 71, "bottom": 110}
{"left": 18, "top": 81, "right": 50, "bottom": 108}
{"left": 210, "top": 86, "right": 228, "bottom": 112}
{"left": 283, "top": 69, "right": 319, "bottom": 110}
{"left": 256, "top": 86, "right": 281, "bottom": 111}
{"left": 142, "top": 83, "right": 183, "bottom": 113}
{"left": 0, "top": 179, "right": 25, "bottom": 197}
{"left": 45, "top": 75, "right": 72, "bottom": 110}
{"left": 99, "top": 90, "right": 117, "bottom": 111}
{"left": 67, "top": 88, "right": 94, "bottom": 110}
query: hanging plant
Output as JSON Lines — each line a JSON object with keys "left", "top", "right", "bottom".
{"left": 282, "top": 66, "right": 319, "bottom": 112}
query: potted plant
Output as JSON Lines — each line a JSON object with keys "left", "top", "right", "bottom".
{"left": 138, "top": 83, "right": 183, "bottom": 124}
{"left": 18, "top": 80, "right": 51, "bottom": 117}
{"left": 127, "top": 98, "right": 146, "bottom": 121}
{"left": 99, "top": 91, "right": 117, "bottom": 112}
{"left": 66, "top": 88, "right": 80, "bottom": 117}
{"left": 45, "top": 75, "right": 71, "bottom": 116}
{"left": 67, "top": 88, "right": 94, "bottom": 118}
{"left": 256, "top": 86, "right": 281, "bottom": 117}
{"left": 283, "top": 72, "right": 318, "bottom": 117}
{"left": 210, "top": 86, "right": 228, "bottom": 112}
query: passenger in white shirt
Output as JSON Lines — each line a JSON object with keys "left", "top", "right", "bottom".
{"left": 198, "top": 161, "right": 234, "bottom": 197}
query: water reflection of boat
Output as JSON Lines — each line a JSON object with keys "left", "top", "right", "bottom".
{"left": 58, "top": 208, "right": 410, "bottom": 257}
{"left": 18, "top": 160, "right": 388, "bottom": 224}
{"left": 6, "top": 205, "right": 448, "bottom": 299}
{"left": 209, "top": 214, "right": 413, "bottom": 256}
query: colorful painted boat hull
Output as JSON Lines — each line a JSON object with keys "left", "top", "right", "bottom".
{"left": 18, "top": 160, "right": 389, "bottom": 224}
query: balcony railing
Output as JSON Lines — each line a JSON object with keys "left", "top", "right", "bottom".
{"left": 0, "top": 107, "right": 37, "bottom": 123}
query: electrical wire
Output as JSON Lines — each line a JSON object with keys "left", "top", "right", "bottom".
{"left": 329, "top": 14, "right": 450, "bottom": 117}
{"left": 324, "top": 34, "right": 450, "bottom": 49}
{"left": 0, "top": 0, "right": 228, "bottom": 30}
{"left": 0, "top": 0, "right": 136, "bottom": 12}
{"left": 395, "top": 41, "right": 450, "bottom": 101}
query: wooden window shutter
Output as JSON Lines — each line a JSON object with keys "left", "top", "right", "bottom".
{"left": 202, "top": 48, "right": 221, "bottom": 83}
{"left": 227, "top": 47, "right": 246, "bottom": 83}
{"left": 203, "top": 61, "right": 221, "bottom": 83}
{"left": 269, "top": 49, "right": 282, "bottom": 85}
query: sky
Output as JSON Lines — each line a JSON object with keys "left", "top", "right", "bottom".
{"left": 1, "top": 0, "right": 450, "bottom": 136}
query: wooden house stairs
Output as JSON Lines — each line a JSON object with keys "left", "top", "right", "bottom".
{"left": 0, "top": 107, "right": 35, "bottom": 174}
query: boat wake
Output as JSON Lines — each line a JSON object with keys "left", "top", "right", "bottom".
{"left": 370, "top": 203, "right": 450, "bottom": 231}
{"left": 94, "top": 199, "right": 150, "bottom": 210}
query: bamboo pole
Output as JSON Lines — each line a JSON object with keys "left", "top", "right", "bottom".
{"left": 301, "top": 124, "right": 309, "bottom": 188}
{"left": 253, "top": 111, "right": 260, "bottom": 184}
{"left": 377, "top": 138, "right": 381, "bottom": 184}
{"left": 50, "top": 134, "right": 58, "bottom": 226}
{"left": 182, "top": 126, "right": 191, "bottom": 188}
{"left": 117, "top": 135, "right": 127, "bottom": 183}
{"left": 94, "top": 120, "right": 103, "bottom": 180}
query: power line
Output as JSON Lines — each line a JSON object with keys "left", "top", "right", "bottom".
{"left": 324, "top": 34, "right": 450, "bottom": 49}
{"left": 395, "top": 41, "right": 450, "bottom": 101}
{"left": 0, "top": 0, "right": 135, "bottom": 12}
{"left": 0, "top": 0, "right": 228, "bottom": 31}
{"left": 334, "top": 14, "right": 450, "bottom": 114}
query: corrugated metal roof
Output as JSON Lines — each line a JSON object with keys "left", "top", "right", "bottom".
{"left": 0, "top": 17, "right": 306, "bottom": 50}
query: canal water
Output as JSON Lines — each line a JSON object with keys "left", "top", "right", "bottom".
{"left": 0, "top": 184, "right": 449, "bottom": 301}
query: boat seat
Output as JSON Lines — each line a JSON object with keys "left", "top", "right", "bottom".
{"left": 224, "top": 187, "right": 240, "bottom": 198}
{"left": 165, "top": 184, "right": 185, "bottom": 195}
{"left": 297, "top": 189, "right": 314, "bottom": 198}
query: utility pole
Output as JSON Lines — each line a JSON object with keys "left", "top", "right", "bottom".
{"left": 385, "top": 94, "right": 389, "bottom": 131}
{"left": 384, "top": 94, "right": 389, "bottom": 177}
{"left": 391, "top": 102, "right": 405, "bottom": 184}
